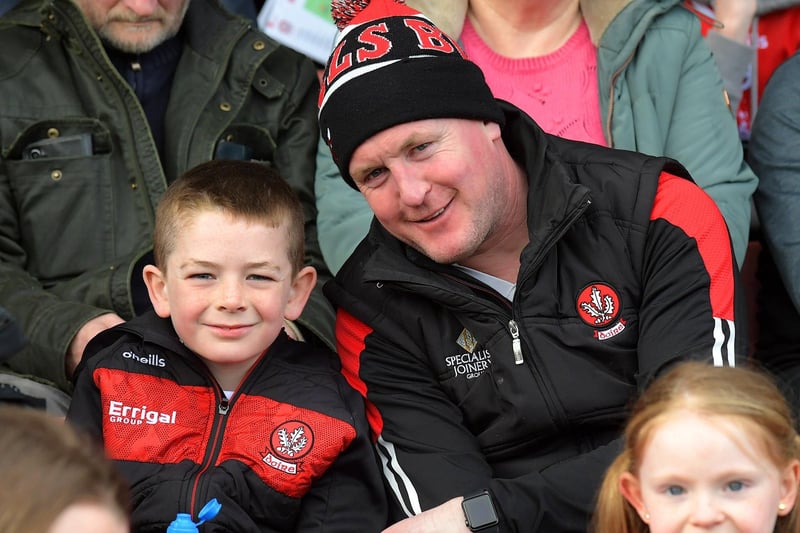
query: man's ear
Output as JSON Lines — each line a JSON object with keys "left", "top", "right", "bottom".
{"left": 284, "top": 266, "right": 317, "bottom": 321}
{"left": 142, "top": 264, "right": 171, "bottom": 318}
{"left": 619, "top": 471, "right": 649, "bottom": 523}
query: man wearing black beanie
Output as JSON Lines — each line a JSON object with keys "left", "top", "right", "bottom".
{"left": 320, "top": 1, "right": 746, "bottom": 531}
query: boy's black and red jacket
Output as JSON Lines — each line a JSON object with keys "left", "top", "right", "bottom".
{"left": 324, "top": 102, "right": 746, "bottom": 532}
{"left": 66, "top": 311, "right": 387, "bottom": 533}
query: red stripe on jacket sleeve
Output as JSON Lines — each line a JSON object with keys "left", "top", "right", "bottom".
{"left": 650, "top": 171, "right": 736, "bottom": 320}
{"left": 336, "top": 308, "right": 384, "bottom": 439}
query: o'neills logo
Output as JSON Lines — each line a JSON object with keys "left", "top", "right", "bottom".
{"left": 108, "top": 400, "right": 176, "bottom": 425}
{"left": 262, "top": 421, "right": 314, "bottom": 475}
{"left": 122, "top": 350, "right": 166, "bottom": 368}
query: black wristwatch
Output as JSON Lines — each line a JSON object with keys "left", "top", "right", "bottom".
{"left": 461, "top": 489, "right": 499, "bottom": 532}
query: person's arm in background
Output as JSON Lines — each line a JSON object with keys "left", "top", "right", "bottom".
{"left": 747, "top": 50, "right": 800, "bottom": 430}
{"left": 751, "top": 53, "right": 800, "bottom": 310}
{"left": 0, "top": 305, "right": 27, "bottom": 361}
{"left": 702, "top": 0, "right": 758, "bottom": 112}
{"left": 314, "top": 138, "right": 374, "bottom": 274}
{"left": 618, "top": 7, "right": 758, "bottom": 266}
{"left": 0, "top": 241, "right": 141, "bottom": 390}
{"left": 681, "top": 9, "right": 757, "bottom": 268}
{"left": 66, "top": 314, "right": 124, "bottom": 376}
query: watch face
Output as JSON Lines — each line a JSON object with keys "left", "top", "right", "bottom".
{"left": 464, "top": 493, "right": 498, "bottom": 529}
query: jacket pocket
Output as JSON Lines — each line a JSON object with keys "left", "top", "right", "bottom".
{"left": 4, "top": 120, "right": 114, "bottom": 281}
{"left": 216, "top": 123, "right": 276, "bottom": 163}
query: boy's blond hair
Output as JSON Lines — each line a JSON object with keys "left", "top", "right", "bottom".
{"left": 153, "top": 160, "right": 305, "bottom": 274}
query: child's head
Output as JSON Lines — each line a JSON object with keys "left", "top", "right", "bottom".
{"left": 593, "top": 362, "right": 800, "bottom": 533}
{"left": 0, "top": 407, "right": 129, "bottom": 533}
{"left": 143, "top": 160, "right": 316, "bottom": 388}
{"left": 151, "top": 159, "right": 306, "bottom": 275}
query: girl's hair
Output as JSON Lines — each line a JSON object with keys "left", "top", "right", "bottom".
{"left": 592, "top": 361, "right": 800, "bottom": 533}
{"left": 0, "top": 407, "right": 130, "bottom": 533}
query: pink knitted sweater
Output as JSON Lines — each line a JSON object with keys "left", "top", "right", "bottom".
{"left": 460, "top": 17, "right": 607, "bottom": 146}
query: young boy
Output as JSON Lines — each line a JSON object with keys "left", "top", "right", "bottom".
{"left": 66, "top": 160, "right": 387, "bottom": 532}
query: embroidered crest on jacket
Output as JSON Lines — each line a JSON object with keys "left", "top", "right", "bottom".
{"left": 456, "top": 328, "right": 478, "bottom": 353}
{"left": 446, "top": 328, "right": 492, "bottom": 379}
{"left": 262, "top": 420, "right": 314, "bottom": 474}
{"left": 576, "top": 282, "right": 627, "bottom": 340}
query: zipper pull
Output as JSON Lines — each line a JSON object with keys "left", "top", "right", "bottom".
{"left": 509, "top": 319, "right": 524, "bottom": 365}
{"left": 218, "top": 398, "right": 230, "bottom": 415}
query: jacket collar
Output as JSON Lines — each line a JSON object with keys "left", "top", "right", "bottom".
{"left": 581, "top": 0, "right": 634, "bottom": 44}
{"left": 1, "top": 0, "right": 46, "bottom": 26}
{"left": 182, "top": 0, "right": 255, "bottom": 60}
{"left": 107, "top": 311, "right": 189, "bottom": 357}
{"left": 497, "top": 101, "right": 592, "bottom": 261}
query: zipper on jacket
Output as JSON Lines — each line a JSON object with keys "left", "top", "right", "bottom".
{"left": 187, "top": 349, "right": 268, "bottom": 515}
{"left": 605, "top": 53, "right": 635, "bottom": 146}
{"left": 509, "top": 320, "right": 524, "bottom": 365}
{"left": 438, "top": 276, "right": 533, "bottom": 368}
{"left": 511, "top": 196, "right": 593, "bottom": 428}
{"left": 188, "top": 381, "right": 231, "bottom": 517}
{"left": 218, "top": 397, "right": 230, "bottom": 415}
{"left": 439, "top": 272, "right": 526, "bottom": 367}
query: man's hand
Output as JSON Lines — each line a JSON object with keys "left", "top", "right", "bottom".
{"left": 67, "top": 313, "right": 124, "bottom": 377}
{"left": 382, "top": 497, "right": 471, "bottom": 533}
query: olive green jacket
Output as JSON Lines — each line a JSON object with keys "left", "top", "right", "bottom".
{"left": 0, "top": 0, "right": 334, "bottom": 391}
{"left": 316, "top": 0, "right": 757, "bottom": 271}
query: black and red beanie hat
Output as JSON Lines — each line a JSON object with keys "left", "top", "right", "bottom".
{"left": 318, "top": 0, "right": 504, "bottom": 189}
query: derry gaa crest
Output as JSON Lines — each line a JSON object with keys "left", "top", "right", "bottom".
{"left": 576, "top": 282, "right": 627, "bottom": 340}
{"left": 263, "top": 420, "right": 314, "bottom": 475}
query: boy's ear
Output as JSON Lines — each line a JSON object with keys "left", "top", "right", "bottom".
{"left": 619, "top": 472, "right": 649, "bottom": 523}
{"left": 142, "top": 264, "right": 171, "bottom": 318}
{"left": 778, "top": 459, "right": 800, "bottom": 516}
{"left": 284, "top": 266, "right": 317, "bottom": 321}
